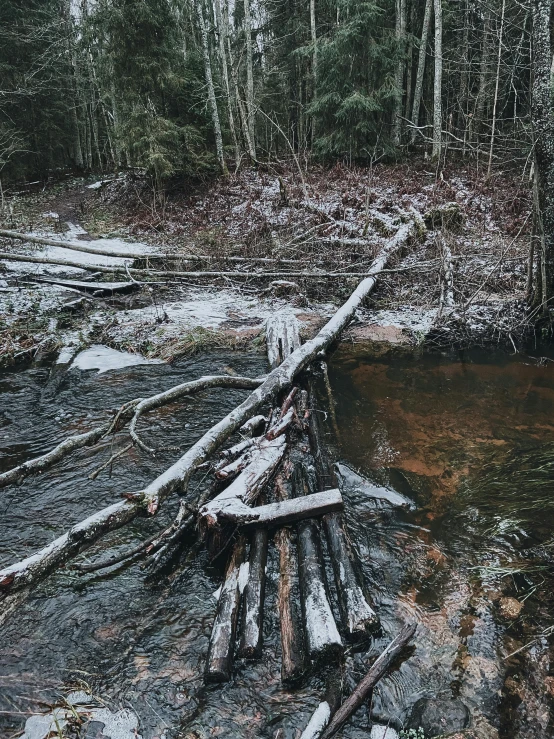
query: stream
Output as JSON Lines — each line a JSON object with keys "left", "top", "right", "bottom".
{"left": 2, "top": 347, "right": 554, "bottom": 738}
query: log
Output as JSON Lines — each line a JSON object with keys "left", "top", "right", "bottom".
{"left": 200, "top": 435, "right": 288, "bottom": 527}
{"left": 0, "top": 220, "right": 417, "bottom": 599}
{"left": 318, "top": 623, "right": 417, "bottom": 739}
{"left": 300, "top": 702, "right": 331, "bottom": 739}
{"left": 0, "top": 228, "right": 305, "bottom": 265}
{"left": 266, "top": 313, "right": 301, "bottom": 370}
{"left": 275, "top": 472, "right": 307, "bottom": 684}
{"left": 240, "top": 490, "right": 343, "bottom": 529}
{"left": 238, "top": 528, "right": 268, "bottom": 659}
{"left": 306, "top": 378, "right": 378, "bottom": 640}
{"left": 297, "top": 516, "right": 342, "bottom": 661}
{"left": 205, "top": 535, "right": 248, "bottom": 682}
{"left": 27, "top": 276, "right": 140, "bottom": 295}
{"left": 323, "top": 512, "right": 378, "bottom": 639}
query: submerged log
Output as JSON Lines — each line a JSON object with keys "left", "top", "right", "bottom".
{"left": 238, "top": 528, "right": 268, "bottom": 659}
{"left": 275, "top": 472, "right": 307, "bottom": 684}
{"left": 205, "top": 535, "right": 248, "bottom": 682}
{"left": 306, "top": 376, "right": 378, "bottom": 640}
{"left": 0, "top": 220, "right": 417, "bottom": 600}
{"left": 323, "top": 513, "right": 378, "bottom": 639}
{"left": 318, "top": 623, "right": 417, "bottom": 739}
{"left": 297, "top": 516, "right": 343, "bottom": 661}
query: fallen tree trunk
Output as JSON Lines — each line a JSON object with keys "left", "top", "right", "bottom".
{"left": 266, "top": 312, "right": 301, "bottom": 370}
{"left": 240, "top": 489, "right": 343, "bottom": 529}
{"left": 275, "top": 469, "right": 307, "bottom": 684}
{"left": 205, "top": 535, "right": 247, "bottom": 682}
{"left": 0, "top": 228, "right": 305, "bottom": 265}
{"left": 0, "top": 220, "right": 417, "bottom": 600}
{"left": 0, "top": 250, "right": 402, "bottom": 280}
{"left": 0, "top": 375, "right": 262, "bottom": 491}
{"left": 238, "top": 527, "right": 268, "bottom": 659}
{"left": 318, "top": 623, "right": 417, "bottom": 739}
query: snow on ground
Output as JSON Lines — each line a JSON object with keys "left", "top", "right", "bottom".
{"left": 70, "top": 345, "right": 164, "bottom": 374}
{"left": 0, "top": 221, "right": 161, "bottom": 277}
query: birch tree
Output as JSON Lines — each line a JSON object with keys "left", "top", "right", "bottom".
{"left": 531, "top": 0, "right": 554, "bottom": 309}
{"left": 411, "top": 0, "right": 432, "bottom": 144}
{"left": 392, "top": 0, "right": 407, "bottom": 146}
{"left": 432, "top": 0, "right": 443, "bottom": 159}
{"left": 243, "top": 0, "right": 257, "bottom": 160}
{"left": 196, "top": 0, "right": 228, "bottom": 174}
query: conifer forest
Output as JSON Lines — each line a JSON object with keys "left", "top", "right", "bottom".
{"left": 5, "top": 2, "right": 554, "bottom": 739}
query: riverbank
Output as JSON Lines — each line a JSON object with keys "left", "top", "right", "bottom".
{"left": 0, "top": 161, "right": 532, "bottom": 367}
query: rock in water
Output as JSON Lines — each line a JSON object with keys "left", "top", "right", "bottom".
{"left": 335, "top": 462, "right": 416, "bottom": 510}
{"left": 408, "top": 697, "right": 471, "bottom": 737}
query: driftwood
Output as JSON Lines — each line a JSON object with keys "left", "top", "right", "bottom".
{"left": 318, "top": 623, "right": 417, "bottom": 739}
{"left": 205, "top": 535, "right": 247, "bottom": 682}
{"left": 297, "top": 516, "right": 343, "bottom": 660}
{"left": 238, "top": 527, "right": 268, "bottom": 659}
{"left": 275, "top": 470, "right": 307, "bottom": 684}
{"left": 0, "top": 219, "right": 417, "bottom": 601}
{"left": 240, "top": 490, "right": 343, "bottom": 529}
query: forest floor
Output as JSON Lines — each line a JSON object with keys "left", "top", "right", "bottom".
{"left": 0, "top": 159, "right": 534, "bottom": 367}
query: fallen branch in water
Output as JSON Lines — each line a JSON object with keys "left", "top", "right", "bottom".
{"left": 318, "top": 623, "right": 417, "bottom": 739}
{"left": 0, "top": 376, "right": 262, "bottom": 490}
{"left": 0, "top": 218, "right": 419, "bottom": 602}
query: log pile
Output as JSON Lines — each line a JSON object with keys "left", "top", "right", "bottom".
{"left": 0, "top": 217, "right": 423, "bottom": 734}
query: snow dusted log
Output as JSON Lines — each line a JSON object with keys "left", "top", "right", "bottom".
{"left": 128, "top": 374, "right": 263, "bottom": 455}
{"left": 240, "top": 490, "right": 343, "bottom": 529}
{"left": 266, "top": 312, "right": 301, "bottom": 370}
{"left": 319, "top": 623, "right": 417, "bottom": 739}
{"left": 300, "top": 702, "right": 331, "bottom": 739}
{"left": 200, "top": 435, "right": 288, "bottom": 527}
{"left": 239, "top": 415, "right": 267, "bottom": 437}
{"left": 0, "top": 424, "right": 110, "bottom": 489}
{"left": 275, "top": 471, "right": 307, "bottom": 684}
{"left": 205, "top": 535, "right": 248, "bottom": 682}
{"left": 297, "top": 516, "right": 342, "bottom": 661}
{"left": 31, "top": 276, "right": 140, "bottom": 295}
{"left": 0, "top": 229, "right": 304, "bottom": 265}
{"left": 238, "top": 528, "right": 268, "bottom": 659}
{"left": 0, "top": 220, "right": 417, "bottom": 599}
{"left": 323, "top": 512, "right": 378, "bottom": 640}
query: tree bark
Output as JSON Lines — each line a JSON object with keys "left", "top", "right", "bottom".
{"left": 432, "top": 0, "right": 443, "bottom": 159}
{"left": 531, "top": 0, "right": 554, "bottom": 309}
{"left": 196, "top": 0, "right": 228, "bottom": 175}
{"left": 487, "top": 0, "right": 506, "bottom": 176}
{"left": 392, "top": 0, "right": 407, "bottom": 146}
{"left": 215, "top": 0, "right": 240, "bottom": 164}
{"left": 411, "top": 0, "right": 432, "bottom": 144}
{"left": 243, "top": 0, "right": 257, "bottom": 160}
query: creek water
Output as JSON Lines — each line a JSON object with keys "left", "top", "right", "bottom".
{"left": 1, "top": 347, "right": 554, "bottom": 738}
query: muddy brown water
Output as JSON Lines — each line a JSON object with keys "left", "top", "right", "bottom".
{"left": 2, "top": 347, "right": 554, "bottom": 738}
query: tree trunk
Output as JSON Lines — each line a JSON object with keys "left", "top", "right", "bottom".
{"left": 243, "top": 0, "right": 257, "bottom": 160}
{"left": 432, "top": 0, "right": 443, "bottom": 159}
{"left": 392, "top": 0, "right": 407, "bottom": 146}
{"left": 472, "top": 9, "right": 492, "bottom": 146}
{"left": 411, "top": 0, "right": 432, "bottom": 143}
{"left": 196, "top": 0, "right": 228, "bottom": 175}
{"left": 531, "top": 0, "right": 554, "bottom": 310}
{"left": 215, "top": 0, "right": 240, "bottom": 164}
{"left": 487, "top": 0, "right": 506, "bottom": 176}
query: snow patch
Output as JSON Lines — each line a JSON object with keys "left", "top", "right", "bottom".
{"left": 70, "top": 345, "right": 164, "bottom": 374}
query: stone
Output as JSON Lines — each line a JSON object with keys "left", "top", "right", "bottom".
{"left": 498, "top": 597, "right": 523, "bottom": 620}
{"left": 408, "top": 698, "right": 471, "bottom": 737}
